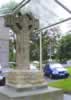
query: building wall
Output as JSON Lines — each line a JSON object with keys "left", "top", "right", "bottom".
{"left": 0, "top": 17, "right": 9, "bottom": 67}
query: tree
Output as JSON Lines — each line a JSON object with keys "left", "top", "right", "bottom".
{"left": 43, "top": 27, "right": 61, "bottom": 60}
{"left": 30, "top": 26, "right": 61, "bottom": 62}
{"left": 56, "top": 34, "right": 71, "bottom": 62}
{"left": 30, "top": 29, "right": 59, "bottom": 62}
{"left": 30, "top": 32, "right": 49, "bottom": 62}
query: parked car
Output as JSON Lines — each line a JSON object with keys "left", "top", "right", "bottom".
{"left": 0, "top": 64, "right": 13, "bottom": 86}
{"left": 43, "top": 63, "right": 69, "bottom": 79}
{"left": 30, "top": 64, "right": 39, "bottom": 72}
{"left": 0, "top": 71, "right": 5, "bottom": 86}
{"left": 32, "top": 61, "right": 40, "bottom": 69}
{"left": 0, "top": 65, "right": 5, "bottom": 86}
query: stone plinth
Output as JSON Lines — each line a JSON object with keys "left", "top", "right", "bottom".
{"left": 0, "top": 86, "right": 63, "bottom": 100}
{"left": 6, "top": 70, "right": 47, "bottom": 90}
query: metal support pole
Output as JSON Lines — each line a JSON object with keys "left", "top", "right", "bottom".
{"left": 49, "top": 41, "right": 52, "bottom": 60}
{"left": 40, "top": 32, "right": 42, "bottom": 71}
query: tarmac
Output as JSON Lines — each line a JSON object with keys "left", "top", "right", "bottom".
{"left": 64, "top": 94, "right": 71, "bottom": 100}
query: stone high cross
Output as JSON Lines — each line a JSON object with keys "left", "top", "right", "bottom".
{"left": 4, "top": 12, "right": 47, "bottom": 89}
{"left": 4, "top": 12, "right": 39, "bottom": 69}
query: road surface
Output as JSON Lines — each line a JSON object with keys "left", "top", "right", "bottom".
{"left": 64, "top": 94, "right": 71, "bottom": 100}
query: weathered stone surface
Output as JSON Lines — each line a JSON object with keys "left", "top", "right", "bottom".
{"left": 7, "top": 70, "right": 47, "bottom": 89}
{"left": 5, "top": 13, "right": 39, "bottom": 69}
{"left": 0, "top": 87, "right": 64, "bottom": 100}
{"left": 4, "top": 12, "right": 46, "bottom": 89}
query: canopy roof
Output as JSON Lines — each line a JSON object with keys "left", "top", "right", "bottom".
{"left": 0, "top": 0, "right": 71, "bottom": 34}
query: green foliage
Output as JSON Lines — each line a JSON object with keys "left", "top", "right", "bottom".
{"left": 30, "top": 29, "right": 60, "bottom": 62}
{"left": 30, "top": 32, "right": 50, "bottom": 61}
{"left": 66, "top": 67, "right": 71, "bottom": 76}
{"left": 42, "top": 35, "right": 49, "bottom": 61}
{"left": 56, "top": 34, "right": 71, "bottom": 62}
{"left": 30, "top": 38, "right": 40, "bottom": 61}
{"left": 9, "top": 40, "right": 16, "bottom": 62}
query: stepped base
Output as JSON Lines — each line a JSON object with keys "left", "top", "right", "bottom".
{"left": 0, "top": 86, "right": 63, "bottom": 100}
{"left": 7, "top": 69, "right": 47, "bottom": 90}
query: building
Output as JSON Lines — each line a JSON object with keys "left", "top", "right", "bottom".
{"left": 0, "top": 17, "right": 9, "bottom": 67}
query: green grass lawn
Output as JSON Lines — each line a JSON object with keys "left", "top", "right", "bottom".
{"left": 66, "top": 67, "right": 71, "bottom": 75}
{"left": 49, "top": 78, "right": 71, "bottom": 93}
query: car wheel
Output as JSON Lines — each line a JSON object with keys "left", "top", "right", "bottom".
{"left": 0, "top": 77, "right": 5, "bottom": 86}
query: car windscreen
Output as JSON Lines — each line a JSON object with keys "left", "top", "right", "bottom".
{"left": 50, "top": 64, "right": 63, "bottom": 69}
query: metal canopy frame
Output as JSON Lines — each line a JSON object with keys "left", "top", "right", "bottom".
{"left": 0, "top": 0, "right": 71, "bottom": 32}
{"left": 0, "top": 0, "right": 31, "bottom": 16}
{"left": 34, "top": 17, "right": 71, "bottom": 33}
{"left": 55, "top": 0, "right": 71, "bottom": 14}
{"left": 34, "top": 0, "right": 71, "bottom": 33}
{"left": 12, "top": 0, "right": 31, "bottom": 14}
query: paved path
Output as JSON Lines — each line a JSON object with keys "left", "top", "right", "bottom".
{"left": 64, "top": 94, "right": 71, "bottom": 100}
{"left": 44, "top": 77, "right": 57, "bottom": 83}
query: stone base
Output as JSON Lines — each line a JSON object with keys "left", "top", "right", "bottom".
{"left": 7, "top": 70, "right": 47, "bottom": 90}
{"left": 0, "top": 86, "right": 63, "bottom": 100}
{"left": 7, "top": 82, "right": 47, "bottom": 91}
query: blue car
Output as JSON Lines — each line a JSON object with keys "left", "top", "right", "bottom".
{"left": 43, "top": 63, "right": 69, "bottom": 79}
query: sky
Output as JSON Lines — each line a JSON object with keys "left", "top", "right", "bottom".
{"left": 0, "top": 0, "right": 71, "bottom": 34}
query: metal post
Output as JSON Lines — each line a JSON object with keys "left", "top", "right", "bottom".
{"left": 49, "top": 41, "right": 52, "bottom": 60}
{"left": 40, "top": 32, "right": 42, "bottom": 71}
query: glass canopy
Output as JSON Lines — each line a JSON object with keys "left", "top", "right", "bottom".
{"left": 0, "top": 0, "right": 30, "bottom": 16}
{"left": 55, "top": 0, "right": 71, "bottom": 11}
{"left": 0, "top": 0, "right": 71, "bottom": 34}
